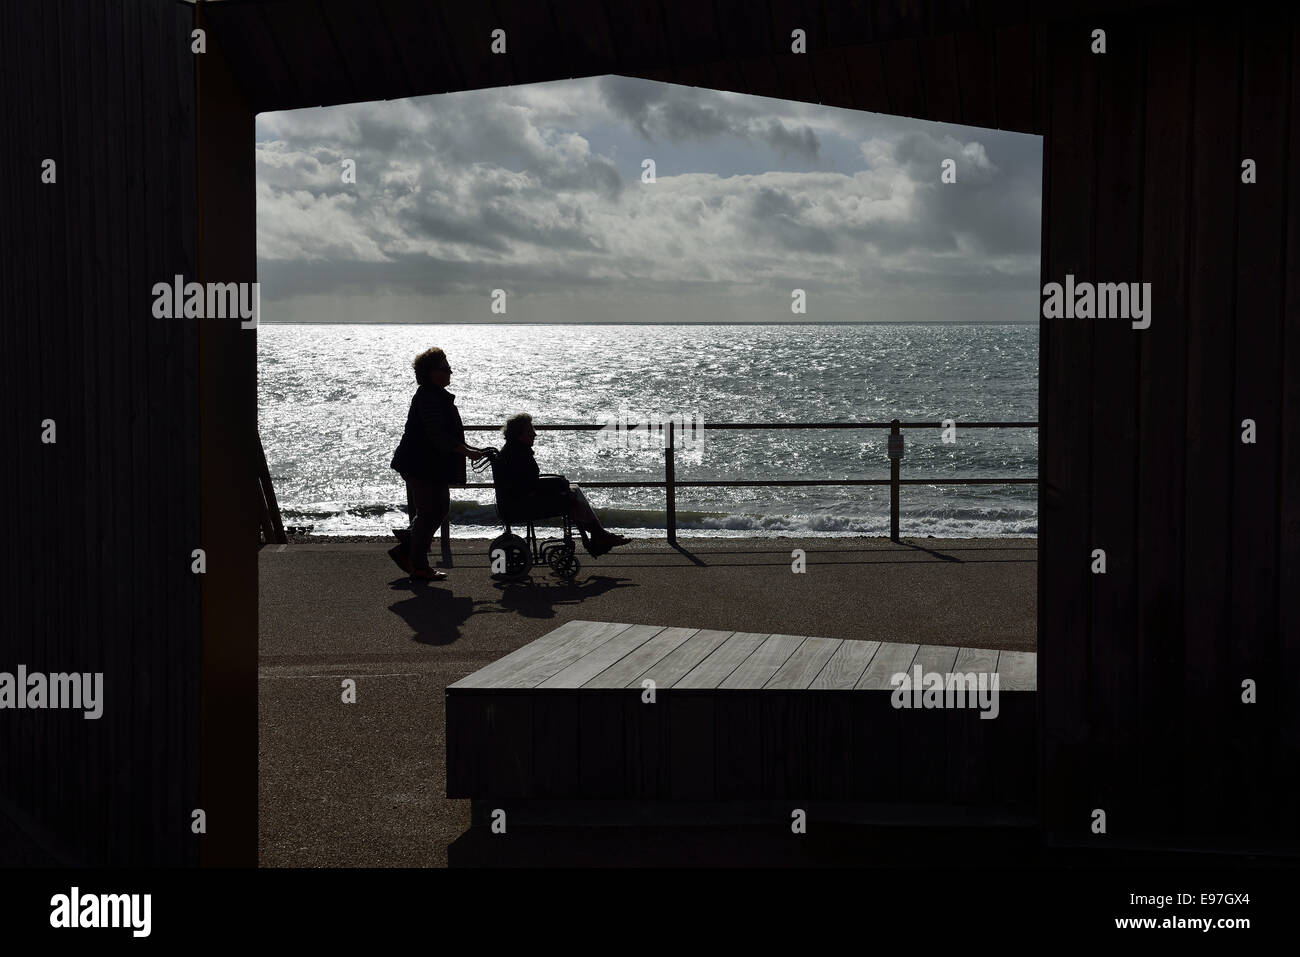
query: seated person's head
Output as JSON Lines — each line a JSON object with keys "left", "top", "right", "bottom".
{"left": 503, "top": 413, "right": 536, "bottom": 447}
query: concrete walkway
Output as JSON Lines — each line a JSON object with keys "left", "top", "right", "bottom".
{"left": 258, "top": 536, "right": 1035, "bottom": 866}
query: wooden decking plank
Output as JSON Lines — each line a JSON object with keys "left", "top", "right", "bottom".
{"left": 496, "top": 621, "right": 640, "bottom": 689}
{"left": 539, "top": 624, "right": 666, "bottom": 689}
{"left": 952, "top": 646, "right": 998, "bottom": 676}
{"left": 855, "top": 641, "right": 920, "bottom": 689}
{"left": 911, "top": 644, "right": 961, "bottom": 674}
{"left": 995, "top": 651, "right": 1037, "bottom": 690}
{"left": 447, "top": 618, "right": 593, "bottom": 689}
{"left": 674, "top": 632, "right": 770, "bottom": 689}
{"left": 636, "top": 629, "right": 735, "bottom": 688}
{"left": 719, "top": 634, "right": 807, "bottom": 689}
{"left": 809, "top": 639, "right": 881, "bottom": 689}
{"left": 583, "top": 627, "right": 698, "bottom": 689}
{"left": 764, "top": 636, "right": 842, "bottom": 689}
{"left": 454, "top": 621, "right": 635, "bottom": 690}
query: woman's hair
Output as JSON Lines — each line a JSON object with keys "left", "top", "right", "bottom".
{"left": 411, "top": 347, "right": 447, "bottom": 386}
{"left": 503, "top": 412, "right": 533, "bottom": 441}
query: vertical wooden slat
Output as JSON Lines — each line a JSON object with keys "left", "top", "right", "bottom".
{"left": 714, "top": 692, "right": 763, "bottom": 799}
{"left": 61, "top": 0, "right": 93, "bottom": 859}
{"left": 83, "top": 0, "right": 113, "bottom": 861}
{"left": 1182, "top": 9, "right": 1241, "bottom": 844}
{"left": 196, "top": 13, "right": 260, "bottom": 866}
{"left": 1088, "top": 11, "right": 1143, "bottom": 843}
{"left": 372, "top": 0, "right": 462, "bottom": 97}
{"left": 807, "top": 46, "right": 854, "bottom": 110}
{"left": 1039, "top": 15, "right": 1097, "bottom": 843}
{"left": 1230, "top": 8, "right": 1291, "bottom": 842}
{"left": 578, "top": 694, "right": 626, "bottom": 797}
{"left": 1278, "top": 9, "right": 1300, "bottom": 846}
{"left": 668, "top": 694, "right": 714, "bottom": 799}
{"left": 176, "top": 0, "right": 202, "bottom": 867}
{"left": 954, "top": 29, "right": 998, "bottom": 130}
{"left": 28, "top": 0, "right": 57, "bottom": 850}
{"left": 881, "top": 38, "right": 926, "bottom": 120}
{"left": 260, "top": 0, "right": 357, "bottom": 106}
{"left": 995, "top": 24, "right": 1036, "bottom": 133}
{"left": 843, "top": 41, "right": 892, "bottom": 116}
{"left": 0, "top": 0, "right": 17, "bottom": 839}
{"left": 104, "top": 0, "right": 142, "bottom": 863}
{"left": 531, "top": 694, "right": 578, "bottom": 797}
{"left": 624, "top": 691, "right": 671, "bottom": 798}
{"left": 95, "top": 0, "right": 130, "bottom": 862}
{"left": 132, "top": 0, "right": 161, "bottom": 863}
{"left": 1134, "top": 12, "right": 1192, "bottom": 841}
{"left": 917, "top": 33, "right": 961, "bottom": 126}
{"left": 550, "top": 0, "right": 620, "bottom": 78}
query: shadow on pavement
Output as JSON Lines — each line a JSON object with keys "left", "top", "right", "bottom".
{"left": 491, "top": 574, "right": 638, "bottom": 620}
{"left": 387, "top": 580, "right": 482, "bottom": 645}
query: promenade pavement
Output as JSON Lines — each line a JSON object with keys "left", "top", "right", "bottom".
{"left": 258, "top": 536, "right": 1035, "bottom": 866}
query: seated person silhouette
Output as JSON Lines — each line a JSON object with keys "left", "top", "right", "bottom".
{"left": 495, "top": 413, "right": 631, "bottom": 558}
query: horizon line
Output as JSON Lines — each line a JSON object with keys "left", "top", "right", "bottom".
{"left": 258, "top": 320, "right": 1041, "bottom": 326}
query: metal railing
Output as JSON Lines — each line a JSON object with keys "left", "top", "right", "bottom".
{"left": 435, "top": 419, "right": 1037, "bottom": 564}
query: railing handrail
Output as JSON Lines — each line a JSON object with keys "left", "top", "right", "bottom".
{"left": 433, "top": 419, "right": 1037, "bottom": 563}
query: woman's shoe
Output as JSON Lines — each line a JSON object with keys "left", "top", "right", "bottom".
{"left": 409, "top": 567, "right": 447, "bottom": 581}
{"left": 585, "top": 531, "right": 630, "bottom": 558}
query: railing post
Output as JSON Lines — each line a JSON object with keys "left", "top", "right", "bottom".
{"left": 888, "top": 419, "right": 902, "bottom": 542}
{"left": 665, "top": 420, "right": 677, "bottom": 544}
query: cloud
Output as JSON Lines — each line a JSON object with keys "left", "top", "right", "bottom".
{"left": 598, "top": 75, "right": 821, "bottom": 159}
{"left": 254, "top": 76, "right": 1041, "bottom": 322}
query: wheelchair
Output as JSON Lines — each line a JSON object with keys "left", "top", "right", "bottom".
{"left": 474, "top": 449, "right": 582, "bottom": 582}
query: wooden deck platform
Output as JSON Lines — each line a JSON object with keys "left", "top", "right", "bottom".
{"left": 447, "top": 621, "right": 1037, "bottom": 813}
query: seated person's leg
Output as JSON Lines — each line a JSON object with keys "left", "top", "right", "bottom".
{"left": 565, "top": 483, "right": 631, "bottom": 555}
{"left": 567, "top": 483, "right": 601, "bottom": 530}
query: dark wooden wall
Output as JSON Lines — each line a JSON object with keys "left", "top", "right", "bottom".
{"left": 1038, "top": 7, "right": 1298, "bottom": 852}
{"left": 202, "top": 0, "right": 1299, "bottom": 852}
{"left": 0, "top": 0, "right": 200, "bottom": 865}
{"left": 2, "top": 0, "right": 1295, "bottom": 863}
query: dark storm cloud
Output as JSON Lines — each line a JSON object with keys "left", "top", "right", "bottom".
{"left": 598, "top": 75, "right": 821, "bottom": 159}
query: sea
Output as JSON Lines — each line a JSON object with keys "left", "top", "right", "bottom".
{"left": 257, "top": 323, "right": 1038, "bottom": 538}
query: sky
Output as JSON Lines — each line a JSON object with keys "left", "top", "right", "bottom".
{"left": 254, "top": 76, "right": 1042, "bottom": 324}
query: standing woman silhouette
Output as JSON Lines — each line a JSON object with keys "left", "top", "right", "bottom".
{"left": 389, "top": 347, "right": 484, "bottom": 580}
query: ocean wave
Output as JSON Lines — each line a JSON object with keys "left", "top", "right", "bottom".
{"left": 284, "top": 499, "right": 1036, "bottom": 538}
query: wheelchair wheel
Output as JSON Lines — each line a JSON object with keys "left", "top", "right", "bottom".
{"left": 544, "top": 543, "right": 581, "bottom": 581}
{"left": 488, "top": 533, "right": 531, "bottom": 581}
